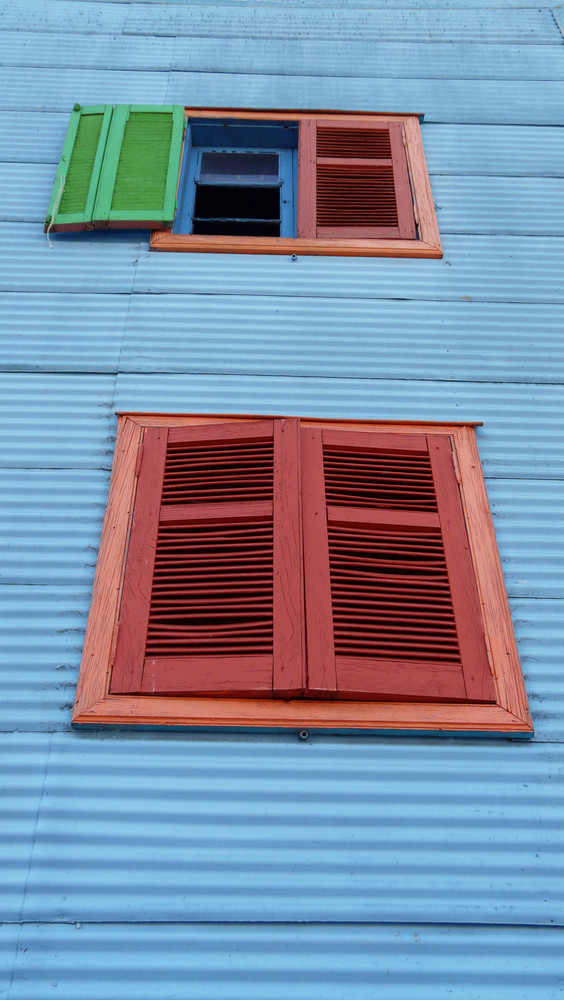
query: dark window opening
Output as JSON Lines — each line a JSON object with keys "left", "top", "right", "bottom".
{"left": 193, "top": 184, "right": 281, "bottom": 236}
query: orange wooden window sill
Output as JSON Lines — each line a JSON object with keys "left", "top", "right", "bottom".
{"left": 73, "top": 415, "right": 531, "bottom": 736}
{"left": 150, "top": 110, "right": 442, "bottom": 259}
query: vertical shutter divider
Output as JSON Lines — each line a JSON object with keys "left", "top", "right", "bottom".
{"left": 428, "top": 436, "right": 496, "bottom": 702}
{"left": 272, "top": 418, "right": 306, "bottom": 696}
{"left": 301, "top": 426, "right": 338, "bottom": 694}
{"left": 388, "top": 121, "right": 417, "bottom": 239}
{"left": 110, "top": 426, "right": 168, "bottom": 694}
{"left": 297, "top": 118, "right": 317, "bottom": 238}
{"left": 94, "top": 103, "right": 130, "bottom": 222}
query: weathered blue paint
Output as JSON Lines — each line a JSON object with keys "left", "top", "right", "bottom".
{"left": 1, "top": 0, "right": 563, "bottom": 996}
{"left": 5, "top": 923, "right": 564, "bottom": 1000}
{"left": 4, "top": 32, "right": 564, "bottom": 80}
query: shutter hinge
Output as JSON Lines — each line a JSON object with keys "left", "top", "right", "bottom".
{"left": 135, "top": 443, "right": 145, "bottom": 479}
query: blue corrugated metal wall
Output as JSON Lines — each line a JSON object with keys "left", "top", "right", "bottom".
{"left": 1, "top": 1, "right": 563, "bottom": 996}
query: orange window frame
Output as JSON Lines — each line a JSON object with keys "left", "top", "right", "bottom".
{"left": 150, "top": 109, "right": 442, "bottom": 259}
{"left": 73, "top": 414, "right": 532, "bottom": 735}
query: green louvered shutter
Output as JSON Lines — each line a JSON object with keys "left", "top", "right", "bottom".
{"left": 93, "top": 105, "right": 185, "bottom": 228}
{"left": 45, "top": 104, "right": 185, "bottom": 233}
{"left": 44, "top": 104, "right": 113, "bottom": 232}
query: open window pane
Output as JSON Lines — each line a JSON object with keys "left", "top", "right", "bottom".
{"left": 199, "top": 152, "right": 280, "bottom": 185}
{"left": 174, "top": 120, "right": 296, "bottom": 237}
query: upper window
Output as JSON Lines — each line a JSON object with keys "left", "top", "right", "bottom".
{"left": 175, "top": 119, "right": 297, "bottom": 238}
{"left": 73, "top": 414, "right": 531, "bottom": 735}
{"left": 44, "top": 104, "right": 441, "bottom": 258}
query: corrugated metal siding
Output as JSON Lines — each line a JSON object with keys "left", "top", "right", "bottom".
{"left": 0, "top": 294, "right": 125, "bottom": 372}
{"left": 0, "top": 226, "right": 141, "bottom": 293}
{"left": 0, "top": 112, "right": 69, "bottom": 163}
{"left": 0, "top": 735, "right": 51, "bottom": 918}
{"left": 0, "top": 32, "right": 176, "bottom": 72}
{"left": 0, "top": 68, "right": 169, "bottom": 110}
{"left": 3, "top": 66, "right": 564, "bottom": 124}
{"left": 0, "top": 375, "right": 116, "bottom": 468}
{"left": 163, "top": 74, "right": 564, "bottom": 125}
{"left": 433, "top": 176, "right": 564, "bottom": 235}
{"left": 0, "top": 470, "right": 108, "bottom": 584}
{"left": 3, "top": 229, "right": 564, "bottom": 303}
{"left": 0, "top": 587, "right": 90, "bottom": 733}
{"left": 1, "top": 1, "right": 128, "bottom": 33}
{"left": 117, "top": 295, "right": 564, "bottom": 382}
{"left": 6, "top": 735, "right": 563, "bottom": 924}
{"left": 2, "top": 0, "right": 564, "bottom": 995}
{"left": 6, "top": 294, "right": 564, "bottom": 383}
{"left": 513, "top": 598, "right": 564, "bottom": 744}
{"left": 125, "top": 5, "right": 560, "bottom": 42}
{"left": 423, "top": 124, "right": 564, "bottom": 176}
{"left": 114, "top": 374, "right": 564, "bottom": 478}
{"left": 2, "top": 924, "right": 564, "bottom": 1000}
{"left": 4, "top": 32, "right": 564, "bottom": 80}
{"left": 129, "top": 234, "right": 564, "bottom": 303}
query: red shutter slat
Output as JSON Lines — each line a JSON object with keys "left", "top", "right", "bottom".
{"left": 327, "top": 506, "right": 441, "bottom": 531}
{"left": 159, "top": 501, "right": 273, "bottom": 526}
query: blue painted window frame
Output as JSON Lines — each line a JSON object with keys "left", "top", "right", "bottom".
{"left": 174, "top": 120, "right": 298, "bottom": 237}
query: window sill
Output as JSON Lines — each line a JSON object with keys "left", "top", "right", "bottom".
{"left": 150, "top": 231, "right": 443, "bottom": 258}
{"left": 73, "top": 695, "right": 531, "bottom": 735}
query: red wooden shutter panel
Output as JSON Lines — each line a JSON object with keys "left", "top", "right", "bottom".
{"left": 298, "top": 120, "right": 416, "bottom": 240}
{"left": 302, "top": 428, "right": 495, "bottom": 703}
{"left": 110, "top": 419, "right": 304, "bottom": 698}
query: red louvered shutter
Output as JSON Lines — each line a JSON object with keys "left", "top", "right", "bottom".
{"left": 110, "top": 419, "right": 305, "bottom": 698}
{"left": 302, "top": 427, "right": 495, "bottom": 703}
{"left": 298, "top": 119, "right": 416, "bottom": 240}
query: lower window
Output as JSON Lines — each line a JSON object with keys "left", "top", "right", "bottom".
{"left": 73, "top": 415, "right": 532, "bottom": 734}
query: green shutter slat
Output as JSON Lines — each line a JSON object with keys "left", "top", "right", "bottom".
{"left": 94, "top": 105, "right": 185, "bottom": 229}
{"left": 44, "top": 104, "right": 113, "bottom": 232}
